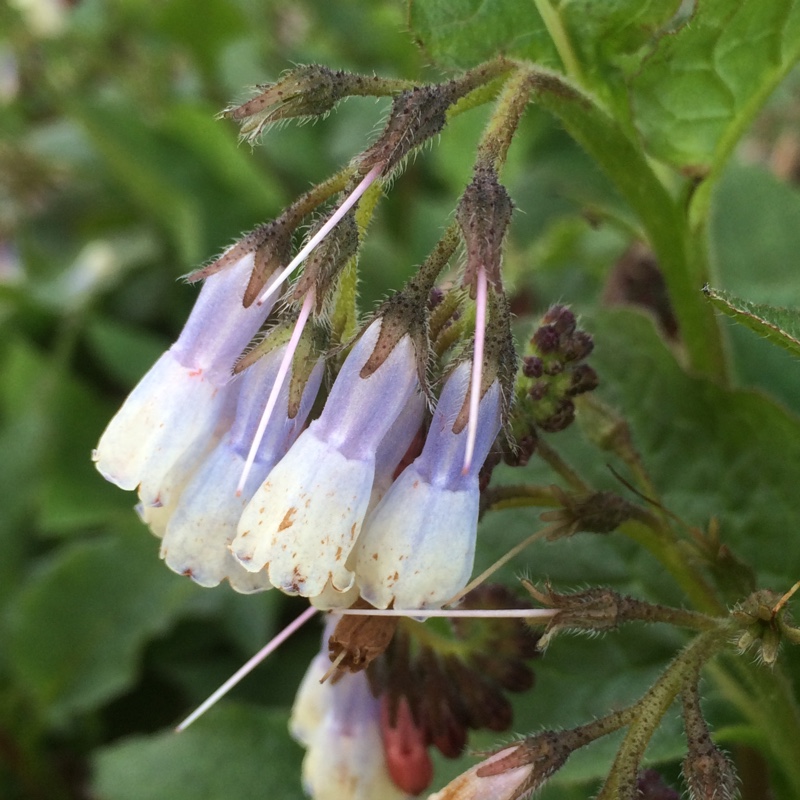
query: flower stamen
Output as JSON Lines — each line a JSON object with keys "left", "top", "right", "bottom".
{"left": 463, "top": 265, "right": 488, "bottom": 475}
{"left": 256, "top": 163, "right": 382, "bottom": 307}
{"left": 175, "top": 605, "right": 319, "bottom": 732}
{"left": 237, "top": 288, "right": 316, "bottom": 495}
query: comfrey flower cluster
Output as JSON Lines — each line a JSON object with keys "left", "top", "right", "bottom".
{"left": 94, "top": 61, "right": 602, "bottom": 798}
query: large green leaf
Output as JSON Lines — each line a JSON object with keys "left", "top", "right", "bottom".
{"left": 6, "top": 532, "right": 196, "bottom": 725}
{"left": 588, "top": 308, "right": 800, "bottom": 586}
{"left": 631, "top": 0, "right": 800, "bottom": 171}
{"left": 408, "top": 0, "right": 558, "bottom": 70}
{"left": 92, "top": 705, "right": 305, "bottom": 800}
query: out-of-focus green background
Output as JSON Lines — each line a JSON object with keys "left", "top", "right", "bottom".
{"left": 4, "top": 1, "right": 800, "bottom": 799}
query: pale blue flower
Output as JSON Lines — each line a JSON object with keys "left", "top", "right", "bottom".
{"left": 93, "top": 251, "right": 279, "bottom": 505}
{"left": 159, "top": 343, "right": 323, "bottom": 593}
{"left": 291, "top": 616, "right": 409, "bottom": 800}
{"left": 232, "top": 317, "right": 419, "bottom": 602}
{"left": 353, "top": 361, "right": 502, "bottom": 609}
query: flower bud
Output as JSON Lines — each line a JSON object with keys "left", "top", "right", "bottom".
{"left": 221, "top": 65, "right": 349, "bottom": 142}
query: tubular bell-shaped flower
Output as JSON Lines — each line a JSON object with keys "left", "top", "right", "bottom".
{"left": 353, "top": 360, "right": 502, "bottom": 609}
{"left": 93, "top": 252, "right": 281, "bottom": 506}
{"left": 159, "top": 338, "right": 324, "bottom": 593}
{"left": 291, "top": 616, "right": 410, "bottom": 800}
{"left": 232, "top": 314, "right": 420, "bottom": 602}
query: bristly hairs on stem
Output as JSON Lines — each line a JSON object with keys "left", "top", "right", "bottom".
{"left": 256, "top": 163, "right": 383, "bottom": 307}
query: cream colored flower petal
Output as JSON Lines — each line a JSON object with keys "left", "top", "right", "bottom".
{"left": 354, "top": 465, "right": 478, "bottom": 610}
{"left": 233, "top": 428, "right": 373, "bottom": 598}
{"left": 160, "top": 442, "right": 271, "bottom": 593}
{"left": 93, "top": 351, "right": 231, "bottom": 494}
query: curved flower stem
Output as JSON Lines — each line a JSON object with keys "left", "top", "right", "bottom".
{"left": 596, "top": 626, "right": 731, "bottom": 800}
{"left": 535, "top": 438, "right": 590, "bottom": 492}
{"left": 619, "top": 519, "right": 724, "bottom": 616}
{"left": 482, "top": 483, "right": 562, "bottom": 513}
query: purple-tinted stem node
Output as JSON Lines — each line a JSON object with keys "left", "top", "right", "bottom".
{"left": 175, "top": 605, "right": 319, "bottom": 733}
{"left": 256, "top": 163, "right": 383, "bottom": 307}
{"left": 237, "top": 289, "right": 316, "bottom": 495}
{"left": 463, "top": 265, "right": 488, "bottom": 475}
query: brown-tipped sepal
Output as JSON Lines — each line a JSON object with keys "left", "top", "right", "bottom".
{"left": 539, "top": 486, "right": 638, "bottom": 539}
{"left": 457, "top": 164, "right": 513, "bottom": 296}
{"left": 221, "top": 65, "right": 351, "bottom": 142}
{"left": 290, "top": 209, "right": 360, "bottom": 316}
{"left": 359, "top": 81, "right": 462, "bottom": 176}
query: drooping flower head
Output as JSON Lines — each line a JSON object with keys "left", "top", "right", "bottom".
{"left": 159, "top": 330, "right": 324, "bottom": 593}
{"left": 353, "top": 291, "right": 515, "bottom": 610}
{"left": 93, "top": 251, "right": 282, "bottom": 506}
{"left": 232, "top": 310, "right": 422, "bottom": 604}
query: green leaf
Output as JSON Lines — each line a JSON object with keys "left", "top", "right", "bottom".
{"left": 588, "top": 309, "right": 800, "bottom": 588}
{"left": 84, "top": 316, "right": 168, "bottom": 388}
{"left": 72, "top": 103, "right": 204, "bottom": 263}
{"left": 518, "top": 69, "right": 725, "bottom": 377}
{"left": 408, "top": 0, "right": 558, "bottom": 70}
{"left": 631, "top": 0, "right": 800, "bottom": 172}
{"left": 704, "top": 286, "right": 800, "bottom": 360}
{"left": 6, "top": 532, "right": 196, "bottom": 725}
{"left": 92, "top": 705, "right": 305, "bottom": 800}
{"left": 711, "top": 164, "right": 800, "bottom": 307}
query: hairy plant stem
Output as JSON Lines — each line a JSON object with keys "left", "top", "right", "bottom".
{"left": 531, "top": 0, "right": 584, "bottom": 84}
{"left": 534, "top": 438, "right": 589, "bottom": 492}
{"left": 709, "top": 656, "right": 800, "bottom": 797}
{"left": 619, "top": 519, "right": 724, "bottom": 616}
{"left": 596, "top": 627, "right": 732, "bottom": 800}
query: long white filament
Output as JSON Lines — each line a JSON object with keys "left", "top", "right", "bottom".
{"left": 462, "top": 265, "right": 488, "bottom": 474}
{"left": 256, "top": 163, "right": 383, "bottom": 307}
{"left": 236, "top": 289, "right": 316, "bottom": 495}
{"left": 175, "top": 604, "right": 319, "bottom": 733}
{"left": 174, "top": 604, "right": 556, "bottom": 732}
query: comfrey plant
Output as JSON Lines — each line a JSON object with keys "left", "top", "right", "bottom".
{"left": 94, "top": 25, "right": 800, "bottom": 800}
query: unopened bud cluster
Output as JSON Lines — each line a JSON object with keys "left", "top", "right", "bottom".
{"left": 506, "top": 304, "right": 598, "bottom": 465}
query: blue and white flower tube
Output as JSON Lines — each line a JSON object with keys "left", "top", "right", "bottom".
{"left": 159, "top": 342, "right": 324, "bottom": 593}
{"left": 232, "top": 316, "right": 419, "bottom": 601}
{"left": 353, "top": 361, "right": 502, "bottom": 610}
{"left": 93, "top": 252, "right": 281, "bottom": 508}
{"left": 291, "top": 616, "right": 409, "bottom": 800}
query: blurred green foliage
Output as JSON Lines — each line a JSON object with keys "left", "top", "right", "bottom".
{"left": 3, "top": 1, "right": 800, "bottom": 799}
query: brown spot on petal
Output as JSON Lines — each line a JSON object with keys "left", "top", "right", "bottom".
{"left": 278, "top": 507, "right": 297, "bottom": 531}
{"left": 240, "top": 530, "right": 250, "bottom": 538}
{"left": 335, "top": 546, "right": 343, "bottom": 561}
